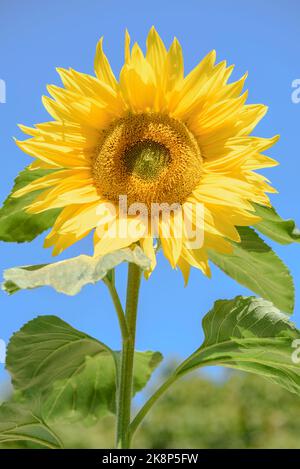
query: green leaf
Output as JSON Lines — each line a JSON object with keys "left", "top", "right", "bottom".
{"left": 209, "top": 227, "right": 294, "bottom": 314}
{"left": 43, "top": 350, "right": 162, "bottom": 423}
{"left": 2, "top": 246, "right": 151, "bottom": 296}
{"left": 0, "top": 401, "right": 62, "bottom": 448}
{"left": 176, "top": 296, "right": 300, "bottom": 395}
{"left": 0, "top": 167, "right": 60, "bottom": 243}
{"left": 6, "top": 316, "right": 162, "bottom": 423}
{"left": 131, "top": 350, "right": 163, "bottom": 395}
{"left": 6, "top": 315, "right": 113, "bottom": 393}
{"left": 43, "top": 352, "right": 117, "bottom": 423}
{"left": 254, "top": 203, "right": 300, "bottom": 245}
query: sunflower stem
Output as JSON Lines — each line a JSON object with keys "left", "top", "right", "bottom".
{"left": 116, "top": 262, "right": 142, "bottom": 449}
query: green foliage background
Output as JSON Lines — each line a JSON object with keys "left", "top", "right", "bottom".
{"left": 3, "top": 371, "right": 299, "bottom": 449}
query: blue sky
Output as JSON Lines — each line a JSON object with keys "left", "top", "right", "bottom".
{"left": 0, "top": 0, "right": 300, "bottom": 386}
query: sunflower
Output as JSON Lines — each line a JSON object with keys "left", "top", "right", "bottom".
{"left": 14, "top": 27, "right": 278, "bottom": 281}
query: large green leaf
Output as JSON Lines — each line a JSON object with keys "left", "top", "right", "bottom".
{"left": 209, "top": 227, "right": 294, "bottom": 314}
{"left": 42, "top": 353, "right": 117, "bottom": 423}
{"left": 254, "top": 203, "right": 300, "bottom": 245}
{"left": 2, "top": 246, "right": 151, "bottom": 296}
{"left": 6, "top": 316, "right": 162, "bottom": 423}
{"left": 0, "top": 167, "right": 60, "bottom": 243}
{"left": 43, "top": 350, "right": 162, "bottom": 423}
{"left": 176, "top": 296, "right": 300, "bottom": 395}
{"left": 0, "top": 401, "right": 62, "bottom": 448}
{"left": 6, "top": 315, "right": 112, "bottom": 393}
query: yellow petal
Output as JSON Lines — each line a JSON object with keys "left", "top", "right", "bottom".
{"left": 22, "top": 121, "right": 100, "bottom": 150}
{"left": 140, "top": 236, "right": 157, "bottom": 278}
{"left": 124, "top": 29, "right": 131, "bottom": 64}
{"left": 56, "top": 68, "right": 120, "bottom": 111}
{"left": 46, "top": 86, "right": 115, "bottom": 128}
{"left": 56, "top": 201, "right": 115, "bottom": 237}
{"left": 26, "top": 182, "right": 99, "bottom": 213}
{"left": 28, "top": 159, "right": 59, "bottom": 170}
{"left": 13, "top": 169, "right": 90, "bottom": 198}
{"left": 181, "top": 245, "right": 211, "bottom": 277}
{"left": 165, "top": 37, "right": 184, "bottom": 94}
{"left": 189, "top": 92, "right": 248, "bottom": 136}
{"left": 94, "top": 37, "right": 118, "bottom": 90}
{"left": 236, "top": 104, "right": 268, "bottom": 136}
{"left": 45, "top": 230, "right": 90, "bottom": 256}
{"left": 159, "top": 210, "right": 183, "bottom": 268}
{"left": 120, "top": 43, "right": 157, "bottom": 112}
{"left": 42, "top": 94, "right": 111, "bottom": 130}
{"left": 15, "top": 138, "right": 91, "bottom": 168}
{"left": 177, "top": 256, "right": 191, "bottom": 285}
{"left": 168, "top": 50, "right": 216, "bottom": 115}
{"left": 94, "top": 217, "right": 146, "bottom": 257}
{"left": 191, "top": 174, "right": 264, "bottom": 211}
{"left": 146, "top": 26, "right": 167, "bottom": 81}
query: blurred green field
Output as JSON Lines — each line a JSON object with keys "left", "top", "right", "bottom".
{"left": 37, "top": 371, "right": 300, "bottom": 449}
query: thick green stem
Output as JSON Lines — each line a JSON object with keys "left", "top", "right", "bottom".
{"left": 116, "top": 262, "right": 142, "bottom": 449}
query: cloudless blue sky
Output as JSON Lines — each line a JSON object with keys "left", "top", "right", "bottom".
{"left": 0, "top": 0, "right": 300, "bottom": 387}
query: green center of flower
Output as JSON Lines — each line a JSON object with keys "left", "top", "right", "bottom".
{"left": 124, "top": 140, "right": 170, "bottom": 180}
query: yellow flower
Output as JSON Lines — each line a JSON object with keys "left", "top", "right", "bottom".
{"left": 14, "top": 27, "right": 278, "bottom": 281}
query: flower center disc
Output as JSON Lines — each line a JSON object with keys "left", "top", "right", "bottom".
{"left": 93, "top": 113, "right": 203, "bottom": 208}
{"left": 124, "top": 140, "right": 170, "bottom": 181}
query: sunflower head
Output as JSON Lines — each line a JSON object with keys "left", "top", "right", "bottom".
{"left": 14, "top": 26, "right": 279, "bottom": 281}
